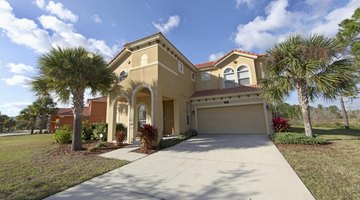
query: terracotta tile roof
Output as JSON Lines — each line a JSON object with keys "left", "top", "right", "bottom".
{"left": 191, "top": 85, "right": 259, "bottom": 98}
{"left": 88, "top": 96, "right": 107, "bottom": 103}
{"left": 195, "top": 61, "right": 216, "bottom": 69}
{"left": 195, "top": 49, "right": 266, "bottom": 69}
{"left": 56, "top": 107, "right": 91, "bottom": 117}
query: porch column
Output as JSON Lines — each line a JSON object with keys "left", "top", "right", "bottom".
{"left": 107, "top": 100, "right": 116, "bottom": 142}
{"left": 128, "top": 97, "right": 135, "bottom": 144}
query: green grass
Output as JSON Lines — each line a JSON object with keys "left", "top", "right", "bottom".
{"left": 276, "top": 127, "right": 360, "bottom": 200}
{"left": 0, "top": 134, "right": 129, "bottom": 200}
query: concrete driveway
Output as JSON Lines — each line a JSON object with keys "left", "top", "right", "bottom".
{"left": 47, "top": 135, "right": 314, "bottom": 200}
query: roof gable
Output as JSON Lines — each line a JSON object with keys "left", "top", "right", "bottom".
{"left": 195, "top": 49, "right": 265, "bottom": 70}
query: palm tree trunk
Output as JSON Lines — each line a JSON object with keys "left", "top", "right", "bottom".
{"left": 30, "top": 118, "right": 36, "bottom": 134}
{"left": 339, "top": 96, "right": 350, "bottom": 129}
{"left": 39, "top": 114, "right": 44, "bottom": 134}
{"left": 296, "top": 82, "right": 313, "bottom": 137}
{"left": 71, "top": 91, "right": 84, "bottom": 151}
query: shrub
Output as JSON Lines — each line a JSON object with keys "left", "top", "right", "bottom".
{"left": 138, "top": 124, "right": 158, "bottom": 152}
{"left": 54, "top": 125, "right": 72, "bottom": 144}
{"left": 273, "top": 117, "right": 290, "bottom": 132}
{"left": 93, "top": 123, "right": 107, "bottom": 141}
{"left": 159, "top": 137, "right": 183, "bottom": 149}
{"left": 116, "top": 123, "right": 127, "bottom": 132}
{"left": 115, "top": 131, "right": 126, "bottom": 146}
{"left": 272, "top": 132, "right": 329, "bottom": 145}
{"left": 82, "top": 121, "right": 94, "bottom": 141}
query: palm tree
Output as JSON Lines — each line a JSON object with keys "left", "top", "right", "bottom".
{"left": 18, "top": 105, "right": 38, "bottom": 134}
{"left": 32, "top": 47, "right": 116, "bottom": 151}
{"left": 260, "top": 34, "right": 356, "bottom": 137}
{"left": 33, "top": 96, "right": 57, "bottom": 133}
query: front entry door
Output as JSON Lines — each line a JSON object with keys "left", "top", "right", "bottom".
{"left": 163, "top": 100, "right": 174, "bottom": 135}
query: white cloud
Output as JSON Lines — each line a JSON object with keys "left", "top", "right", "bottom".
{"left": 0, "top": 102, "right": 31, "bottom": 116}
{"left": 92, "top": 14, "right": 102, "bottom": 23}
{"left": 153, "top": 15, "right": 180, "bottom": 34}
{"left": 234, "top": 0, "right": 292, "bottom": 51}
{"left": 2, "top": 75, "right": 33, "bottom": 87}
{"left": 34, "top": 0, "right": 45, "bottom": 9}
{"left": 35, "top": 0, "right": 78, "bottom": 23}
{"left": 311, "top": 0, "right": 360, "bottom": 36}
{"left": 0, "top": 0, "right": 51, "bottom": 53}
{"left": 235, "top": 0, "right": 255, "bottom": 9}
{"left": 5, "top": 63, "right": 34, "bottom": 74}
{"left": 0, "top": 0, "right": 118, "bottom": 60}
{"left": 38, "top": 15, "right": 118, "bottom": 59}
{"left": 233, "top": 0, "right": 360, "bottom": 52}
{"left": 209, "top": 52, "right": 224, "bottom": 61}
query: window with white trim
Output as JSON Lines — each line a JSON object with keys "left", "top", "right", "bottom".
{"left": 138, "top": 104, "right": 147, "bottom": 129}
{"left": 237, "top": 66, "right": 250, "bottom": 86}
{"left": 223, "top": 68, "right": 236, "bottom": 88}
{"left": 141, "top": 54, "right": 148, "bottom": 66}
{"left": 200, "top": 71, "right": 211, "bottom": 81}
{"left": 178, "top": 61, "right": 184, "bottom": 73}
{"left": 191, "top": 72, "right": 195, "bottom": 81}
{"left": 119, "top": 70, "right": 128, "bottom": 81}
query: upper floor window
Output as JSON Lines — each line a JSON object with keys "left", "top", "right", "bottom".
{"left": 191, "top": 72, "right": 195, "bottom": 81}
{"left": 237, "top": 66, "right": 250, "bottom": 86}
{"left": 119, "top": 70, "right": 128, "bottom": 81}
{"left": 141, "top": 54, "right": 148, "bottom": 66}
{"left": 224, "top": 68, "right": 235, "bottom": 88}
{"left": 178, "top": 61, "right": 184, "bottom": 73}
{"left": 200, "top": 71, "right": 211, "bottom": 81}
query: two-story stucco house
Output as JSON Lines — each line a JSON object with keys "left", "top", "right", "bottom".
{"left": 106, "top": 32, "right": 272, "bottom": 143}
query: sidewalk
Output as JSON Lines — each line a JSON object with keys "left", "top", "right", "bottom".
{"left": 99, "top": 144, "right": 147, "bottom": 162}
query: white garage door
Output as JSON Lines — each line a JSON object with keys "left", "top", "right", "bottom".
{"left": 197, "top": 104, "right": 266, "bottom": 134}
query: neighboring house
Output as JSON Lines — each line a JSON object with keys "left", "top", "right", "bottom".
{"left": 49, "top": 97, "right": 107, "bottom": 132}
{"left": 107, "top": 32, "right": 273, "bottom": 143}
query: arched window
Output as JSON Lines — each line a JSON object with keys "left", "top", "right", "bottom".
{"left": 141, "top": 54, "right": 148, "bottom": 66}
{"left": 138, "top": 104, "right": 147, "bottom": 128}
{"left": 119, "top": 70, "right": 128, "bottom": 81}
{"left": 237, "top": 66, "right": 250, "bottom": 86}
{"left": 224, "top": 68, "right": 235, "bottom": 88}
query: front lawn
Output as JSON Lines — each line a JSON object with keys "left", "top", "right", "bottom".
{"left": 0, "top": 134, "right": 129, "bottom": 200}
{"left": 276, "top": 127, "right": 360, "bottom": 200}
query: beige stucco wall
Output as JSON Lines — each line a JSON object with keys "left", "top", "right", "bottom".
{"left": 195, "top": 54, "right": 263, "bottom": 91}
{"left": 157, "top": 46, "right": 196, "bottom": 134}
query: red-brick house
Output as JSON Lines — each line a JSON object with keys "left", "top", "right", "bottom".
{"left": 49, "top": 97, "right": 107, "bottom": 132}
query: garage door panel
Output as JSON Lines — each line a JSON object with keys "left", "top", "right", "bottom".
{"left": 197, "top": 104, "right": 266, "bottom": 134}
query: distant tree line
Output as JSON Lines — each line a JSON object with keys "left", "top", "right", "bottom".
{"left": 0, "top": 96, "right": 57, "bottom": 133}
{"left": 273, "top": 102, "right": 360, "bottom": 127}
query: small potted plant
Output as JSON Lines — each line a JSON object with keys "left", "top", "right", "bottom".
{"left": 138, "top": 124, "right": 158, "bottom": 153}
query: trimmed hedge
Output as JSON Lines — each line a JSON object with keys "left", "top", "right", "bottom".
{"left": 272, "top": 132, "right": 329, "bottom": 145}
{"left": 159, "top": 129, "right": 198, "bottom": 149}
{"left": 159, "top": 137, "right": 184, "bottom": 149}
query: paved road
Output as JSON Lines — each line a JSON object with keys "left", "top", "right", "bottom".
{"left": 0, "top": 131, "right": 30, "bottom": 137}
{"left": 47, "top": 135, "right": 315, "bottom": 200}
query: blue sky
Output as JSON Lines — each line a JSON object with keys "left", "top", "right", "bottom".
{"left": 0, "top": 0, "right": 359, "bottom": 116}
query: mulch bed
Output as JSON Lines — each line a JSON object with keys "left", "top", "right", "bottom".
{"left": 131, "top": 147, "right": 159, "bottom": 155}
{"left": 50, "top": 141, "right": 129, "bottom": 157}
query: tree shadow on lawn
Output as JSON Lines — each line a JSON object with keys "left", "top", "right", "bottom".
{"left": 290, "top": 127, "right": 360, "bottom": 140}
